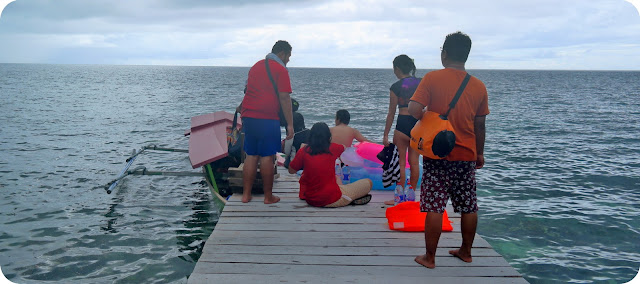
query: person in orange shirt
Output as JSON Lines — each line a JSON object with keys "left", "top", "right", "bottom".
{"left": 408, "top": 31, "right": 489, "bottom": 269}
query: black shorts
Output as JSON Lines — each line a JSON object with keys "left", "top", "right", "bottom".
{"left": 395, "top": 115, "right": 418, "bottom": 137}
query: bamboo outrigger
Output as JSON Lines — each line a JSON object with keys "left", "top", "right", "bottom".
{"left": 105, "top": 111, "right": 258, "bottom": 209}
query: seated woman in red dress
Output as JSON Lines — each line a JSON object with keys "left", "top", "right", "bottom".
{"left": 288, "top": 122, "right": 372, "bottom": 207}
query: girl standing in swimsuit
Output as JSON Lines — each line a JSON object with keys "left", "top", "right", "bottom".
{"left": 383, "top": 55, "right": 421, "bottom": 202}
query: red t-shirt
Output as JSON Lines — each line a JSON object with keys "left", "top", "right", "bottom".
{"left": 289, "top": 143, "right": 345, "bottom": 207}
{"left": 241, "top": 59, "right": 292, "bottom": 120}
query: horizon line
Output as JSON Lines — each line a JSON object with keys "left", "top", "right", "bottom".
{"left": 0, "top": 62, "right": 638, "bottom": 72}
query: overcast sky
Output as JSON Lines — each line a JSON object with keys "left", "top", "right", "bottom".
{"left": 0, "top": 0, "right": 639, "bottom": 70}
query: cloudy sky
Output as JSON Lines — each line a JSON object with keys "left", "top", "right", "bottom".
{"left": 0, "top": 0, "right": 639, "bottom": 70}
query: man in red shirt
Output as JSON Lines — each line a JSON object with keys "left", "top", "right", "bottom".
{"left": 409, "top": 32, "right": 489, "bottom": 268}
{"left": 240, "top": 40, "right": 294, "bottom": 204}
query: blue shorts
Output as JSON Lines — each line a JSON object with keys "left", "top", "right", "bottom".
{"left": 242, "top": 117, "right": 281, "bottom": 157}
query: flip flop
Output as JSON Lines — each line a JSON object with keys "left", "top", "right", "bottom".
{"left": 350, "top": 194, "right": 372, "bottom": 205}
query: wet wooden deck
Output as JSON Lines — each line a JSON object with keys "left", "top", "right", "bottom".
{"left": 188, "top": 171, "right": 528, "bottom": 283}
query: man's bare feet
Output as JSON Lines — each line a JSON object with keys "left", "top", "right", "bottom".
{"left": 449, "top": 249, "right": 472, "bottom": 263}
{"left": 414, "top": 254, "right": 435, "bottom": 269}
{"left": 383, "top": 200, "right": 395, "bottom": 205}
{"left": 241, "top": 195, "right": 252, "bottom": 203}
{"left": 264, "top": 195, "right": 280, "bottom": 204}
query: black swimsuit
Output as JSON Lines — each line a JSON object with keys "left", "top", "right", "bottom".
{"left": 390, "top": 77, "right": 421, "bottom": 137}
{"left": 396, "top": 114, "right": 418, "bottom": 137}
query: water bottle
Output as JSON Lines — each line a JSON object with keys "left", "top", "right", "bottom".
{"left": 405, "top": 185, "right": 415, "bottom": 202}
{"left": 394, "top": 183, "right": 404, "bottom": 205}
{"left": 335, "top": 161, "right": 342, "bottom": 180}
{"left": 342, "top": 165, "right": 350, "bottom": 184}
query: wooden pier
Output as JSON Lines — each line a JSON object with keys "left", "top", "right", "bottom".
{"left": 188, "top": 171, "right": 528, "bottom": 283}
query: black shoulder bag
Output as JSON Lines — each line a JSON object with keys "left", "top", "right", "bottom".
{"left": 264, "top": 59, "right": 288, "bottom": 126}
{"left": 226, "top": 110, "right": 243, "bottom": 167}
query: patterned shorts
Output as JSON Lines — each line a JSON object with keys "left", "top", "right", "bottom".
{"left": 420, "top": 159, "right": 478, "bottom": 214}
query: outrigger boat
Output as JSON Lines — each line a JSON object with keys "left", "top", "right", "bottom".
{"left": 105, "top": 111, "right": 254, "bottom": 209}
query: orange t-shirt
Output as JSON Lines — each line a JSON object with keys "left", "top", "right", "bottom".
{"left": 410, "top": 68, "right": 489, "bottom": 161}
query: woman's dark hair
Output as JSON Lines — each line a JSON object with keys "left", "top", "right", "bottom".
{"left": 306, "top": 122, "right": 332, "bottom": 156}
{"left": 293, "top": 112, "right": 305, "bottom": 132}
{"left": 393, "top": 54, "right": 416, "bottom": 77}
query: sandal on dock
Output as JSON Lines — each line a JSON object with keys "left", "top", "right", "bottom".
{"left": 350, "top": 194, "right": 372, "bottom": 205}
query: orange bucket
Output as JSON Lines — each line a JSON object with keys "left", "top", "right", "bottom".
{"left": 385, "top": 201, "right": 453, "bottom": 232}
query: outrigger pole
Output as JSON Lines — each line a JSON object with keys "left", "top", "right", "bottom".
{"left": 104, "top": 145, "right": 228, "bottom": 206}
{"left": 105, "top": 145, "right": 194, "bottom": 194}
{"left": 106, "top": 149, "right": 142, "bottom": 194}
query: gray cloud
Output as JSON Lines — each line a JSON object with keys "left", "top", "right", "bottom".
{"left": 0, "top": 0, "right": 638, "bottom": 69}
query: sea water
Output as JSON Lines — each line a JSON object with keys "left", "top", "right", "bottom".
{"left": 0, "top": 64, "right": 638, "bottom": 283}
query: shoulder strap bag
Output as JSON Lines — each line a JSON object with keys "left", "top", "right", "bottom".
{"left": 410, "top": 73, "right": 471, "bottom": 159}
{"left": 226, "top": 110, "right": 244, "bottom": 167}
{"left": 264, "top": 59, "right": 288, "bottom": 126}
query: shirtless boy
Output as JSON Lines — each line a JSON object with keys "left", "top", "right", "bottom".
{"left": 329, "top": 109, "right": 369, "bottom": 147}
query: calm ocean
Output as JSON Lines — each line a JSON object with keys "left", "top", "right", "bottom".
{"left": 0, "top": 64, "right": 638, "bottom": 283}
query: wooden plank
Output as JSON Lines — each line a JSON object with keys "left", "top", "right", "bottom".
{"left": 207, "top": 230, "right": 482, "bottom": 242}
{"left": 221, "top": 202, "right": 399, "bottom": 212}
{"left": 227, "top": 192, "right": 392, "bottom": 201}
{"left": 227, "top": 164, "right": 283, "bottom": 177}
{"left": 219, "top": 210, "right": 395, "bottom": 218}
{"left": 200, "top": 253, "right": 511, "bottom": 267}
{"left": 189, "top": 274, "right": 528, "bottom": 284}
{"left": 199, "top": 244, "right": 502, "bottom": 257}
{"left": 221, "top": 197, "right": 461, "bottom": 218}
{"left": 211, "top": 222, "right": 462, "bottom": 233}
{"left": 217, "top": 214, "right": 459, "bottom": 222}
{"left": 202, "top": 235, "right": 493, "bottom": 248}
{"left": 228, "top": 175, "right": 281, "bottom": 187}
{"left": 192, "top": 263, "right": 523, "bottom": 278}
{"left": 216, "top": 216, "right": 408, "bottom": 224}
{"left": 219, "top": 205, "right": 462, "bottom": 221}
{"left": 188, "top": 170, "right": 527, "bottom": 283}
{"left": 219, "top": 207, "right": 459, "bottom": 218}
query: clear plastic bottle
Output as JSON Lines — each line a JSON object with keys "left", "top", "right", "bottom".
{"left": 342, "top": 165, "right": 350, "bottom": 184}
{"left": 335, "top": 161, "right": 342, "bottom": 181}
{"left": 394, "top": 183, "right": 404, "bottom": 205}
{"left": 405, "top": 185, "right": 415, "bottom": 202}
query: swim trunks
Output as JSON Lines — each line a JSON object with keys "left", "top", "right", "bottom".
{"left": 242, "top": 117, "right": 281, "bottom": 157}
{"left": 395, "top": 114, "right": 418, "bottom": 137}
{"left": 420, "top": 159, "right": 478, "bottom": 214}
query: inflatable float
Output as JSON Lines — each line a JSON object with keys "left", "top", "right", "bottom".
{"left": 341, "top": 142, "right": 422, "bottom": 190}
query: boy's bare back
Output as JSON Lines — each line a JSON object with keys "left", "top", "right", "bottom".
{"left": 330, "top": 125, "right": 367, "bottom": 147}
